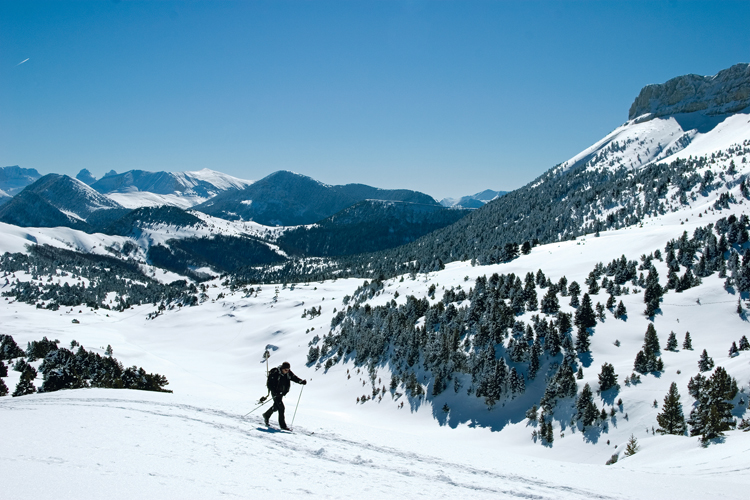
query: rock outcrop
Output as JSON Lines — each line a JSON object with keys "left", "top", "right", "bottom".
{"left": 628, "top": 63, "right": 750, "bottom": 120}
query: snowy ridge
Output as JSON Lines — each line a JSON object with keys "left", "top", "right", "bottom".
{"left": 92, "top": 168, "right": 254, "bottom": 209}
{"left": 556, "top": 111, "right": 749, "bottom": 178}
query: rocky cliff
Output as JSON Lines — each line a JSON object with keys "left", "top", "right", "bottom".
{"left": 628, "top": 63, "right": 750, "bottom": 120}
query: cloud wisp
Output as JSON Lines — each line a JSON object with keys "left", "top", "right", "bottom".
{"left": 16, "top": 58, "right": 29, "bottom": 66}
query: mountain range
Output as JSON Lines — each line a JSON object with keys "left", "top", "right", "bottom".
{"left": 440, "top": 189, "right": 507, "bottom": 209}
{"left": 2, "top": 65, "right": 750, "bottom": 494}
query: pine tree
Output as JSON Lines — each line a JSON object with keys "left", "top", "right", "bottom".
{"left": 665, "top": 331, "right": 678, "bottom": 351}
{"left": 683, "top": 331, "right": 693, "bottom": 350}
{"left": 540, "top": 287, "right": 560, "bottom": 314}
{"left": 12, "top": 364, "right": 37, "bottom": 397}
{"left": 656, "top": 382, "right": 687, "bottom": 435}
{"left": 595, "top": 302, "right": 605, "bottom": 321}
{"left": 643, "top": 323, "right": 660, "bottom": 354}
{"left": 577, "top": 367, "right": 584, "bottom": 379}
{"left": 575, "top": 326, "right": 590, "bottom": 353}
{"left": 0, "top": 334, "right": 25, "bottom": 360}
{"left": 614, "top": 300, "right": 627, "bottom": 319}
{"left": 546, "top": 327, "right": 561, "bottom": 356}
{"left": 624, "top": 434, "right": 639, "bottom": 456}
{"left": 525, "top": 404, "right": 538, "bottom": 421}
{"left": 698, "top": 349, "right": 714, "bottom": 372}
{"left": 529, "top": 338, "right": 542, "bottom": 379}
{"left": 0, "top": 377, "right": 8, "bottom": 397}
{"left": 729, "top": 342, "right": 739, "bottom": 357}
{"left": 688, "top": 367, "right": 738, "bottom": 443}
{"left": 575, "top": 293, "right": 596, "bottom": 329}
{"left": 633, "top": 350, "right": 648, "bottom": 373}
{"left": 568, "top": 281, "right": 581, "bottom": 308}
{"left": 539, "top": 363, "right": 577, "bottom": 412}
{"left": 575, "top": 383, "right": 599, "bottom": 428}
{"left": 634, "top": 324, "right": 662, "bottom": 374}
{"left": 606, "top": 294, "right": 616, "bottom": 310}
{"left": 0, "top": 360, "right": 7, "bottom": 377}
{"left": 739, "top": 335, "right": 750, "bottom": 351}
{"left": 598, "top": 362, "right": 619, "bottom": 392}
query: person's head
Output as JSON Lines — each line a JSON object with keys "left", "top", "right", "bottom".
{"left": 281, "top": 361, "right": 290, "bottom": 373}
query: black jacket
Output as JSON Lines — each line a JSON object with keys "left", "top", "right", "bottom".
{"left": 267, "top": 366, "right": 303, "bottom": 396}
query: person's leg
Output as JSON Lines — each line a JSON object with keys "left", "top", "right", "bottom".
{"left": 262, "top": 397, "right": 278, "bottom": 424}
{"left": 275, "top": 396, "right": 287, "bottom": 428}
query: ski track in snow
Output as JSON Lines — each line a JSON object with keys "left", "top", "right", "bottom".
{"left": 1, "top": 394, "right": 618, "bottom": 500}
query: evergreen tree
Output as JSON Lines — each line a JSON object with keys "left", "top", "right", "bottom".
{"left": 529, "top": 337, "right": 542, "bottom": 380}
{"left": 698, "top": 349, "right": 714, "bottom": 372}
{"left": 544, "top": 416, "right": 554, "bottom": 443}
{"left": 525, "top": 404, "right": 538, "bottom": 421}
{"left": 569, "top": 281, "right": 581, "bottom": 308}
{"left": 665, "top": 331, "right": 678, "bottom": 351}
{"left": 634, "top": 324, "right": 663, "bottom": 374}
{"left": 739, "top": 335, "right": 750, "bottom": 351}
{"left": 0, "top": 334, "right": 25, "bottom": 360}
{"left": 577, "top": 367, "right": 584, "bottom": 379}
{"left": 12, "top": 364, "right": 37, "bottom": 397}
{"left": 575, "top": 383, "right": 599, "bottom": 428}
{"left": 575, "top": 293, "right": 596, "bottom": 329}
{"left": 575, "top": 326, "right": 590, "bottom": 353}
{"left": 595, "top": 302, "right": 605, "bottom": 321}
{"left": 683, "top": 331, "right": 693, "bottom": 350}
{"left": 598, "top": 362, "right": 619, "bottom": 392}
{"left": 624, "top": 434, "right": 639, "bottom": 456}
{"left": 643, "top": 267, "right": 663, "bottom": 316}
{"left": 606, "top": 294, "right": 616, "bottom": 310}
{"left": 688, "top": 367, "right": 738, "bottom": 443}
{"left": 656, "top": 382, "right": 687, "bottom": 435}
{"left": 0, "top": 377, "right": 8, "bottom": 397}
{"left": 614, "top": 300, "right": 627, "bottom": 319}
{"left": 729, "top": 342, "right": 739, "bottom": 357}
{"left": 546, "top": 327, "right": 561, "bottom": 356}
{"left": 539, "top": 363, "right": 577, "bottom": 411}
{"left": 540, "top": 288, "right": 560, "bottom": 314}
{"left": 633, "top": 350, "right": 648, "bottom": 373}
{"left": 0, "top": 360, "right": 7, "bottom": 377}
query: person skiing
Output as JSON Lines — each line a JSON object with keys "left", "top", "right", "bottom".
{"left": 263, "top": 361, "right": 306, "bottom": 430}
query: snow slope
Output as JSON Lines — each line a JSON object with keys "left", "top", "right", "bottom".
{"left": 101, "top": 168, "right": 254, "bottom": 209}
{"left": 2, "top": 198, "right": 750, "bottom": 498}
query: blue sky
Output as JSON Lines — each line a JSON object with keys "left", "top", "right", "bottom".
{"left": 1, "top": 1, "right": 749, "bottom": 200}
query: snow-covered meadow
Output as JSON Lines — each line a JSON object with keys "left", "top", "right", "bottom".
{"left": 2, "top": 199, "right": 750, "bottom": 498}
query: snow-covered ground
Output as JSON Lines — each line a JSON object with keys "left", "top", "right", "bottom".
{"left": 2, "top": 199, "right": 750, "bottom": 498}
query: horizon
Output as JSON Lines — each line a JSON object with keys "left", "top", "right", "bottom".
{"left": 2, "top": 1, "right": 749, "bottom": 200}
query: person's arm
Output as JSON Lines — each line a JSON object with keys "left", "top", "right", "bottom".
{"left": 289, "top": 371, "right": 307, "bottom": 385}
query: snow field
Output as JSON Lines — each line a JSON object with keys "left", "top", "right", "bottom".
{"left": 2, "top": 202, "right": 750, "bottom": 498}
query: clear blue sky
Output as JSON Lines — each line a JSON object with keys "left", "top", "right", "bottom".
{"left": 1, "top": 1, "right": 749, "bottom": 200}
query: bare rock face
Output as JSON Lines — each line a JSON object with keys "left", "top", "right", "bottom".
{"left": 628, "top": 63, "right": 750, "bottom": 120}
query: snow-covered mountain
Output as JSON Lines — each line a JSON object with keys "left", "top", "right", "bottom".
{"left": 0, "top": 174, "right": 125, "bottom": 230}
{"left": 557, "top": 63, "right": 750, "bottom": 175}
{"left": 0, "top": 166, "right": 42, "bottom": 205}
{"left": 195, "top": 170, "right": 440, "bottom": 226}
{"left": 440, "top": 189, "right": 507, "bottom": 209}
{"left": 90, "top": 168, "right": 254, "bottom": 209}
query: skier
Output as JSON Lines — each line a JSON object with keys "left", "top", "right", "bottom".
{"left": 263, "top": 361, "right": 306, "bottom": 430}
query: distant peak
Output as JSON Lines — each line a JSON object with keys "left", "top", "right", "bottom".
{"left": 628, "top": 63, "right": 750, "bottom": 120}
{"left": 76, "top": 168, "right": 97, "bottom": 185}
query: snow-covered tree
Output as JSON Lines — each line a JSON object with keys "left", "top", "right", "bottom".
{"left": 698, "top": 349, "right": 714, "bottom": 372}
{"left": 656, "top": 382, "right": 686, "bottom": 435}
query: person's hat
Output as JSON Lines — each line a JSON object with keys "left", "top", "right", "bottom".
{"left": 281, "top": 361, "right": 291, "bottom": 369}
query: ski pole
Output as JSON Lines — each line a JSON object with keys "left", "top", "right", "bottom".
{"left": 290, "top": 385, "right": 304, "bottom": 429}
{"left": 244, "top": 398, "right": 271, "bottom": 417}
